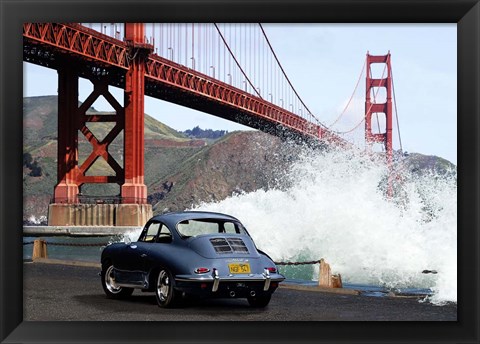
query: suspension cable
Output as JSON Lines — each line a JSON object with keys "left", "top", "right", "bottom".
{"left": 370, "top": 67, "right": 383, "bottom": 148}
{"left": 258, "top": 23, "right": 326, "bottom": 127}
{"left": 213, "top": 23, "right": 262, "bottom": 98}
{"left": 327, "top": 58, "right": 366, "bottom": 128}
{"left": 333, "top": 116, "right": 365, "bottom": 135}
{"left": 333, "top": 60, "right": 388, "bottom": 135}
{"left": 391, "top": 66, "right": 403, "bottom": 152}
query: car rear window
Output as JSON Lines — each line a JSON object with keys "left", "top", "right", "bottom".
{"left": 177, "top": 219, "right": 244, "bottom": 238}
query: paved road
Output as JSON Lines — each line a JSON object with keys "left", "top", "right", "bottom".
{"left": 24, "top": 262, "right": 457, "bottom": 321}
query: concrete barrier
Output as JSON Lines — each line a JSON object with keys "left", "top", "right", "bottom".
{"left": 47, "top": 203, "right": 152, "bottom": 226}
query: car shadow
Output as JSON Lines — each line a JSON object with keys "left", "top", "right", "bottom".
{"left": 74, "top": 291, "right": 264, "bottom": 312}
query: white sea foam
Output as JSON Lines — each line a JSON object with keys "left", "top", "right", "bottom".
{"left": 27, "top": 215, "right": 47, "bottom": 225}
{"left": 193, "top": 147, "right": 457, "bottom": 305}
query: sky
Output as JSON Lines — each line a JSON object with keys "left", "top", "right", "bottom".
{"left": 23, "top": 24, "right": 457, "bottom": 164}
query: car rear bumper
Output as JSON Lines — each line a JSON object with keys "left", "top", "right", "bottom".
{"left": 175, "top": 268, "right": 285, "bottom": 292}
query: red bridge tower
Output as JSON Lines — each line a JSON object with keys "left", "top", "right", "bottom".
{"left": 365, "top": 52, "right": 393, "bottom": 196}
{"left": 48, "top": 23, "right": 153, "bottom": 226}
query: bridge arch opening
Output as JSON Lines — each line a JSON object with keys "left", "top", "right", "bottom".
{"left": 369, "top": 62, "right": 389, "bottom": 79}
{"left": 369, "top": 113, "right": 387, "bottom": 135}
{"left": 369, "top": 87, "right": 387, "bottom": 104}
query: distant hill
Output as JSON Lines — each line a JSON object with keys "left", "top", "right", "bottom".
{"left": 400, "top": 152, "right": 456, "bottom": 177}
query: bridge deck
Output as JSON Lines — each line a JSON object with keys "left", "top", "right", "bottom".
{"left": 23, "top": 22, "right": 349, "bottom": 146}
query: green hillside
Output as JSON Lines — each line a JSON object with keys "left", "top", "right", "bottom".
{"left": 23, "top": 96, "right": 296, "bottom": 221}
{"left": 23, "top": 96, "right": 205, "bottom": 220}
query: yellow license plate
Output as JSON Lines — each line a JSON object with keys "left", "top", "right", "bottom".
{"left": 228, "top": 263, "right": 251, "bottom": 274}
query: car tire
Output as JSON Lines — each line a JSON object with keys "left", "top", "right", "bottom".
{"left": 155, "top": 268, "right": 178, "bottom": 308}
{"left": 247, "top": 293, "right": 271, "bottom": 308}
{"left": 101, "top": 263, "right": 134, "bottom": 299}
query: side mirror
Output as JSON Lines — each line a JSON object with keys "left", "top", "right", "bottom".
{"left": 124, "top": 235, "right": 132, "bottom": 245}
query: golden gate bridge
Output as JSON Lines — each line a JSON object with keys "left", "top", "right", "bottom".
{"left": 23, "top": 23, "right": 402, "bottom": 226}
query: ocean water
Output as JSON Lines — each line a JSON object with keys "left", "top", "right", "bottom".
{"left": 23, "top": 236, "right": 112, "bottom": 262}
{"left": 191, "top": 147, "right": 457, "bottom": 305}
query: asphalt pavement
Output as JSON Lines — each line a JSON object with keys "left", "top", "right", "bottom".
{"left": 23, "top": 261, "right": 457, "bottom": 321}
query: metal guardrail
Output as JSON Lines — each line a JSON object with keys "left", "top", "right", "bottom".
{"left": 24, "top": 241, "right": 107, "bottom": 247}
{"left": 23, "top": 240, "right": 323, "bottom": 265}
{"left": 50, "top": 196, "right": 150, "bottom": 205}
{"left": 274, "top": 260, "right": 323, "bottom": 266}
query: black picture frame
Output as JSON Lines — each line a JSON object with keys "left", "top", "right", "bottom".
{"left": 1, "top": 0, "right": 478, "bottom": 343}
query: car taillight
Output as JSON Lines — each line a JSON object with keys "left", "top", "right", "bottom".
{"left": 194, "top": 267, "right": 210, "bottom": 274}
{"left": 265, "top": 267, "right": 277, "bottom": 273}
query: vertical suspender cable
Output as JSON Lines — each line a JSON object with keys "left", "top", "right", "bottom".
{"left": 177, "top": 24, "right": 179, "bottom": 63}
{"left": 262, "top": 28, "right": 264, "bottom": 95}
{"left": 203, "top": 24, "right": 206, "bottom": 73}
{"left": 234, "top": 23, "right": 237, "bottom": 86}
{"left": 269, "top": 37, "right": 271, "bottom": 101}
{"left": 369, "top": 68, "right": 383, "bottom": 143}
{"left": 208, "top": 24, "right": 210, "bottom": 72}
{"left": 391, "top": 67, "right": 403, "bottom": 152}
{"left": 253, "top": 25, "right": 256, "bottom": 88}
{"left": 228, "top": 24, "right": 231, "bottom": 81}
{"left": 238, "top": 24, "right": 241, "bottom": 84}
{"left": 213, "top": 23, "right": 261, "bottom": 97}
{"left": 258, "top": 23, "right": 325, "bottom": 126}
{"left": 185, "top": 24, "right": 188, "bottom": 66}
{"left": 244, "top": 24, "right": 247, "bottom": 89}
{"left": 218, "top": 25, "right": 221, "bottom": 80}
{"left": 161, "top": 24, "right": 163, "bottom": 56}
{"left": 199, "top": 24, "right": 202, "bottom": 72}
{"left": 192, "top": 23, "right": 194, "bottom": 69}
{"left": 211, "top": 24, "right": 213, "bottom": 72}
{"left": 204, "top": 24, "right": 207, "bottom": 73}
{"left": 208, "top": 24, "right": 210, "bottom": 73}
{"left": 151, "top": 23, "right": 154, "bottom": 47}
{"left": 223, "top": 24, "right": 225, "bottom": 81}
{"left": 250, "top": 24, "right": 252, "bottom": 88}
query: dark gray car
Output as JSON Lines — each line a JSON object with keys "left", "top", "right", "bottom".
{"left": 101, "top": 211, "right": 285, "bottom": 308}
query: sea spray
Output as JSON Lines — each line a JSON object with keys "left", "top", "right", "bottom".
{"left": 193, "top": 147, "right": 457, "bottom": 305}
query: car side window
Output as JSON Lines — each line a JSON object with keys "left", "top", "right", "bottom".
{"left": 140, "top": 222, "right": 161, "bottom": 243}
{"left": 223, "top": 222, "right": 237, "bottom": 234}
{"left": 156, "top": 224, "right": 173, "bottom": 244}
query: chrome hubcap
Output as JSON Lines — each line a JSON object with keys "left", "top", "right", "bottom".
{"left": 105, "top": 265, "right": 121, "bottom": 294}
{"left": 157, "top": 270, "right": 170, "bottom": 302}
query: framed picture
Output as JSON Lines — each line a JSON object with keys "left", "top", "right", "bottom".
{"left": 2, "top": 0, "right": 478, "bottom": 343}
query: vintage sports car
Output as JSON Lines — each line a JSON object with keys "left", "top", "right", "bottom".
{"left": 100, "top": 211, "right": 285, "bottom": 308}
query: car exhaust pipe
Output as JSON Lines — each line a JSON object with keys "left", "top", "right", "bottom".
{"left": 229, "top": 291, "right": 236, "bottom": 297}
{"left": 250, "top": 290, "right": 256, "bottom": 297}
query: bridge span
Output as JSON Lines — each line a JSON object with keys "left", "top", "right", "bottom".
{"left": 23, "top": 23, "right": 394, "bottom": 226}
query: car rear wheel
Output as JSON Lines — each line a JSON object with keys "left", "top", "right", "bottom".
{"left": 247, "top": 293, "right": 271, "bottom": 308}
{"left": 155, "top": 268, "right": 178, "bottom": 308}
{"left": 101, "top": 263, "right": 134, "bottom": 299}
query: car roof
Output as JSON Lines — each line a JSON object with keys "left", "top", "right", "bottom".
{"left": 150, "top": 211, "right": 240, "bottom": 225}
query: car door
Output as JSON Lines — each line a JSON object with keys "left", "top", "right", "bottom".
{"left": 141, "top": 222, "right": 174, "bottom": 275}
{"left": 115, "top": 221, "right": 162, "bottom": 286}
